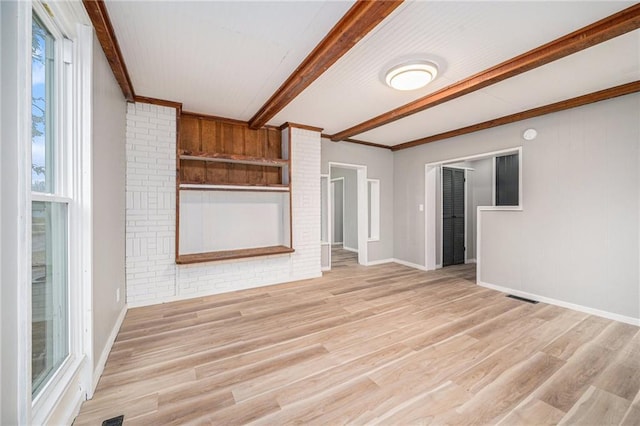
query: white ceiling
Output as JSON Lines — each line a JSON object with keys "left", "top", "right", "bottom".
{"left": 105, "top": 1, "right": 639, "bottom": 148}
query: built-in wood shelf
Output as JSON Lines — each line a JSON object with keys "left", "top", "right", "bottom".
{"left": 180, "top": 183, "right": 290, "bottom": 192}
{"left": 176, "top": 245, "right": 295, "bottom": 264}
{"left": 177, "top": 113, "right": 293, "bottom": 264}
{"left": 179, "top": 150, "right": 288, "bottom": 167}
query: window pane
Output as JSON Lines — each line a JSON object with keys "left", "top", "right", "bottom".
{"left": 496, "top": 153, "right": 519, "bottom": 206}
{"left": 32, "top": 201, "right": 68, "bottom": 396}
{"left": 32, "top": 15, "right": 55, "bottom": 193}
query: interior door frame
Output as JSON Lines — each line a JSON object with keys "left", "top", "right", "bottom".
{"left": 330, "top": 177, "right": 345, "bottom": 245}
{"left": 329, "top": 162, "right": 368, "bottom": 266}
{"left": 321, "top": 174, "right": 331, "bottom": 271}
{"left": 425, "top": 147, "right": 522, "bottom": 271}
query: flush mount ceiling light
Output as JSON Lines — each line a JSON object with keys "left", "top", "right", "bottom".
{"left": 385, "top": 61, "right": 439, "bottom": 91}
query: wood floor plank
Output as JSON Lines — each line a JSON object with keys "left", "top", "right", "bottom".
{"left": 620, "top": 403, "right": 640, "bottom": 426}
{"left": 75, "top": 262, "right": 638, "bottom": 425}
{"left": 372, "top": 381, "right": 473, "bottom": 425}
{"left": 535, "top": 342, "right": 619, "bottom": 412}
{"left": 559, "top": 385, "right": 630, "bottom": 425}
{"left": 441, "top": 352, "right": 564, "bottom": 424}
{"left": 273, "top": 343, "right": 414, "bottom": 407}
{"left": 73, "top": 393, "right": 158, "bottom": 426}
{"left": 541, "top": 315, "right": 611, "bottom": 360}
{"left": 499, "top": 398, "right": 566, "bottom": 426}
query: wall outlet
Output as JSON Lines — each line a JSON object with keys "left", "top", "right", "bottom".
{"left": 116, "top": 288, "right": 121, "bottom": 303}
{"left": 419, "top": 204, "right": 424, "bottom": 211}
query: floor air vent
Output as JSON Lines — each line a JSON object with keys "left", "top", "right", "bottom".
{"left": 507, "top": 294, "right": 539, "bottom": 304}
{"left": 102, "top": 415, "right": 124, "bottom": 426}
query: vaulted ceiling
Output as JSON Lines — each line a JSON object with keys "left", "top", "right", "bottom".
{"left": 96, "top": 0, "right": 640, "bottom": 149}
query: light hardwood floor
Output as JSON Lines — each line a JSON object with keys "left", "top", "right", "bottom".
{"left": 332, "top": 244, "right": 358, "bottom": 268}
{"left": 75, "top": 263, "right": 640, "bottom": 425}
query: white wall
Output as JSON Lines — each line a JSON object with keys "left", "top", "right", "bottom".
{"left": 331, "top": 167, "right": 358, "bottom": 250}
{"left": 91, "top": 33, "right": 127, "bottom": 372}
{"left": 467, "top": 158, "right": 493, "bottom": 260}
{"left": 479, "top": 94, "right": 639, "bottom": 322}
{"left": 126, "top": 104, "right": 321, "bottom": 306}
{"left": 322, "top": 139, "right": 394, "bottom": 262}
{"left": 395, "top": 93, "right": 640, "bottom": 322}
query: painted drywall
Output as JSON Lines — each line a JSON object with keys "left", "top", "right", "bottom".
{"left": 91, "top": 33, "right": 127, "bottom": 366}
{"left": 332, "top": 178, "right": 344, "bottom": 243}
{"left": 395, "top": 93, "right": 640, "bottom": 320}
{"left": 331, "top": 167, "right": 357, "bottom": 250}
{"left": 467, "top": 158, "right": 493, "bottom": 260}
{"left": 322, "top": 139, "right": 394, "bottom": 262}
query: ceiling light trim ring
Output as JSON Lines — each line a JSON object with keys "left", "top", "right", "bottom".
{"left": 385, "top": 61, "right": 439, "bottom": 91}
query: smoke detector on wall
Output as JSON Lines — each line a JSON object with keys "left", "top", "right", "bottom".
{"left": 523, "top": 128, "right": 538, "bottom": 140}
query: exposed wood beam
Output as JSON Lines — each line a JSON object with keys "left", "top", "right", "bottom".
{"left": 344, "top": 138, "right": 392, "bottom": 150}
{"left": 279, "top": 122, "right": 324, "bottom": 133}
{"left": 134, "top": 95, "right": 183, "bottom": 109}
{"left": 83, "top": 0, "right": 135, "bottom": 101}
{"left": 332, "top": 3, "right": 640, "bottom": 142}
{"left": 391, "top": 80, "right": 640, "bottom": 151}
{"left": 320, "top": 134, "right": 391, "bottom": 150}
{"left": 341, "top": 138, "right": 391, "bottom": 149}
{"left": 248, "top": 0, "right": 404, "bottom": 129}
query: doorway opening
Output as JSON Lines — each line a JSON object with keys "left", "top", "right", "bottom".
{"left": 329, "top": 162, "right": 368, "bottom": 267}
{"left": 425, "top": 147, "right": 522, "bottom": 271}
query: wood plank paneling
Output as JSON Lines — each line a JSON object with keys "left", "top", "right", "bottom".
{"left": 75, "top": 263, "right": 639, "bottom": 425}
{"left": 179, "top": 115, "right": 205, "bottom": 183}
{"left": 179, "top": 112, "right": 284, "bottom": 186}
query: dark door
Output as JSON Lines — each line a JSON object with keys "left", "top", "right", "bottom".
{"left": 442, "top": 167, "right": 465, "bottom": 266}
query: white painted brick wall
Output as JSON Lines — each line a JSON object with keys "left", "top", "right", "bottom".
{"left": 125, "top": 103, "right": 321, "bottom": 307}
{"left": 125, "top": 103, "right": 177, "bottom": 305}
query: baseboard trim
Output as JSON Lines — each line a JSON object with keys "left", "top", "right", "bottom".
{"left": 343, "top": 246, "right": 358, "bottom": 253}
{"left": 465, "top": 258, "right": 477, "bottom": 264}
{"left": 478, "top": 280, "right": 640, "bottom": 326}
{"left": 392, "top": 258, "right": 429, "bottom": 271}
{"left": 92, "top": 304, "right": 128, "bottom": 396}
{"left": 365, "top": 258, "right": 394, "bottom": 266}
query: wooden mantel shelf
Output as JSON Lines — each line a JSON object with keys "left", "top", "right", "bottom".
{"left": 179, "top": 150, "right": 289, "bottom": 167}
{"left": 176, "top": 245, "right": 295, "bottom": 264}
{"left": 180, "top": 183, "right": 290, "bottom": 192}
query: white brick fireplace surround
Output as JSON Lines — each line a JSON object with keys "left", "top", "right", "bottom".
{"left": 125, "top": 102, "right": 321, "bottom": 307}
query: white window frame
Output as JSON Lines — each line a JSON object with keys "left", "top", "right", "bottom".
{"left": 23, "top": 2, "right": 94, "bottom": 424}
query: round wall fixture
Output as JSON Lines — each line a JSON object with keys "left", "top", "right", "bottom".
{"left": 523, "top": 128, "right": 538, "bottom": 140}
{"left": 385, "top": 61, "right": 438, "bottom": 91}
